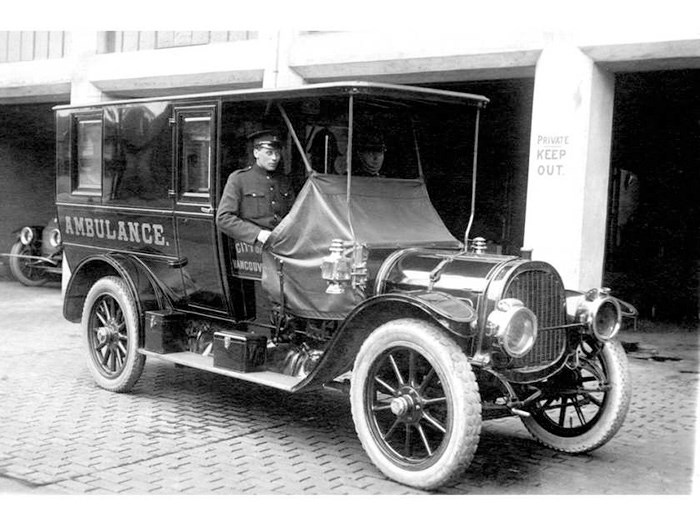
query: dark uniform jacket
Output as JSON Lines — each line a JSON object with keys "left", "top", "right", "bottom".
{"left": 216, "top": 163, "right": 295, "bottom": 245}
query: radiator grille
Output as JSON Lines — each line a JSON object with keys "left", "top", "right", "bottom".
{"left": 502, "top": 269, "right": 567, "bottom": 369}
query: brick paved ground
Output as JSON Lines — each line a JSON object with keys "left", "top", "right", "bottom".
{"left": 0, "top": 281, "right": 697, "bottom": 503}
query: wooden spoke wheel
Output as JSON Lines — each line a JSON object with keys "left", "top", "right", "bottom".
{"left": 350, "top": 319, "right": 481, "bottom": 490}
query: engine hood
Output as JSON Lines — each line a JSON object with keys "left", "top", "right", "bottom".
{"left": 377, "top": 248, "right": 570, "bottom": 381}
{"left": 375, "top": 248, "right": 519, "bottom": 305}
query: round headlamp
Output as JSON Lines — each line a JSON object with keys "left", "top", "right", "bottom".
{"left": 20, "top": 227, "right": 34, "bottom": 245}
{"left": 486, "top": 299, "right": 538, "bottom": 358}
{"left": 576, "top": 288, "right": 621, "bottom": 341}
{"left": 49, "top": 228, "right": 62, "bottom": 248}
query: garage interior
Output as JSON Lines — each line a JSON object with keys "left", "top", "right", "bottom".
{"left": 429, "top": 79, "right": 535, "bottom": 257}
{"left": 605, "top": 70, "right": 699, "bottom": 324}
{"left": 0, "top": 102, "right": 58, "bottom": 269}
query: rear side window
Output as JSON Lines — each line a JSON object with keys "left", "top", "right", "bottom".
{"left": 73, "top": 112, "right": 102, "bottom": 194}
{"left": 178, "top": 112, "right": 213, "bottom": 197}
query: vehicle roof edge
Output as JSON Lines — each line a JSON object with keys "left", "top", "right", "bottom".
{"left": 52, "top": 81, "right": 489, "bottom": 111}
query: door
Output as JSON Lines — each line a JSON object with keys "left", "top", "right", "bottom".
{"left": 172, "top": 104, "right": 229, "bottom": 314}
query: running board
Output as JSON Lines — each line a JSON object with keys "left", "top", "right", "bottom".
{"left": 138, "top": 349, "right": 303, "bottom": 391}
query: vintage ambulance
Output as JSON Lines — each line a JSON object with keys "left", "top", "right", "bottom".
{"left": 55, "top": 82, "right": 631, "bottom": 489}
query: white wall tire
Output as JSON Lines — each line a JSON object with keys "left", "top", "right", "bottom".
{"left": 521, "top": 339, "right": 631, "bottom": 453}
{"left": 350, "top": 319, "right": 482, "bottom": 490}
{"left": 82, "top": 276, "right": 145, "bottom": 393}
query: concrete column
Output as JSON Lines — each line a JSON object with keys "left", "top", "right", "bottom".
{"left": 523, "top": 42, "right": 614, "bottom": 291}
{"left": 261, "top": 30, "right": 305, "bottom": 88}
{"left": 68, "top": 31, "right": 110, "bottom": 105}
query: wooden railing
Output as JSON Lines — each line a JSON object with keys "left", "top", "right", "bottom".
{"left": 0, "top": 31, "right": 259, "bottom": 63}
{"left": 0, "top": 31, "right": 68, "bottom": 63}
{"left": 99, "top": 31, "right": 258, "bottom": 53}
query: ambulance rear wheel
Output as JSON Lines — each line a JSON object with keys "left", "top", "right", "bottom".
{"left": 82, "top": 276, "right": 145, "bottom": 392}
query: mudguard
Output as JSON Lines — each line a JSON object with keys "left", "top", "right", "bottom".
{"left": 63, "top": 253, "right": 171, "bottom": 345}
{"left": 291, "top": 291, "right": 476, "bottom": 392}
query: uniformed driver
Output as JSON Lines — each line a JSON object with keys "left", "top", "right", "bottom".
{"left": 217, "top": 130, "right": 295, "bottom": 246}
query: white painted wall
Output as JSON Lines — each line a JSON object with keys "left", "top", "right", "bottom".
{"left": 523, "top": 42, "right": 614, "bottom": 290}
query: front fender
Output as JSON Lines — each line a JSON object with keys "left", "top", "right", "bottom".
{"left": 291, "top": 291, "right": 476, "bottom": 392}
{"left": 63, "top": 253, "right": 171, "bottom": 345}
{"left": 365, "top": 291, "right": 477, "bottom": 337}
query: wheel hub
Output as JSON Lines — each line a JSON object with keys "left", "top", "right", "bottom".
{"left": 96, "top": 324, "right": 118, "bottom": 346}
{"left": 390, "top": 387, "right": 424, "bottom": 423}
{"left": 390, "top": 395, "right": 412, "bottom": 416}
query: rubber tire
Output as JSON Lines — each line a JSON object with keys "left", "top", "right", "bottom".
{"left": 350, "top": 318, "right": 482, "bottom": 490}
{"left": 522, "top": 339, "right": 631, "bottom": 453}
{"left": 9, "top": 241, "right": 48, "bottom": 287}
{"left": 82, "top": 276, "right": 145, "bottom": 392}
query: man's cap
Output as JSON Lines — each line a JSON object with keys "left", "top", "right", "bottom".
{"left": 355, "top": 128, "right": 386, "bottom": 151}
{"left": 249, "top": 129, "right": 283, "bottom": 149}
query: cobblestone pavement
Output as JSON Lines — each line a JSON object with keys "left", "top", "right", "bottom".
{"left": 0, "top": 281, "right": 697, "bottom": 498}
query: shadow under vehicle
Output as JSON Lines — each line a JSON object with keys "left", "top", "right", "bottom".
{"left": 2, "top": 217, "right": 63, "bottom": 286}
{"left": 55, "top": 82, "right": 632, "bottom": 490}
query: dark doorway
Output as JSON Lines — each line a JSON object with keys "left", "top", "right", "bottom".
{"left": 0, "top": 103, "right": 59, "bottom": 273}
{"left": 424, "top": 79, "right": 534, "bottom": 255}
{"left": 606, "top": 70, "right": 700, "bottom": 323}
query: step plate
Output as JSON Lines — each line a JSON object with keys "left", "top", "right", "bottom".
{"left": 138, "top": 349, "right": 302, "bottom": 391}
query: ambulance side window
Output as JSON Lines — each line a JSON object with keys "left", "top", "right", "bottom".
{"left": 105, "top": 102, "right": 172, "bottom": 207}
{"left": 72, "top": 112, "right": 102, "bottom": 195}
{"left": 179, "top": 114, "right": 213, "bottom": 198}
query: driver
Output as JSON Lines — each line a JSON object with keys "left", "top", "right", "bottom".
{"left": 217, "top": 130, "right": 295, "bottom": 246}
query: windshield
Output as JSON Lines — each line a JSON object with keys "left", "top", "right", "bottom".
{"left": 220, "top": 92, "right": 480, "bottom": 239}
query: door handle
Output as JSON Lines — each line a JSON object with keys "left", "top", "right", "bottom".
{"left": 201, "top": 206, "right": 213, "bottom": 214}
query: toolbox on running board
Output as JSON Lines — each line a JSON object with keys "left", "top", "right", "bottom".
{"left": 144, "top": 310, "right": 187, "bottom": 354}
{"left": 212, "top": 330, "right": 267, "bottom": 372}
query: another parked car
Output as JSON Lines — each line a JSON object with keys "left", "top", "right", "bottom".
{"left": 55, "top": 82, "right": 632, "bottom": 490}
{"left": 3, "top": 217, "right": 62, "bottom": 286}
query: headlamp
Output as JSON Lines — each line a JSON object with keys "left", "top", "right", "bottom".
{"left": 572, "top": 288, "right": 621, "bottom": 341}
{"left": 486, "top": 298, "right": 538, "bottom": 358}
{"left": 49, "top": 228, "right": 62, "bottom": 248}
{"left": 20, "top": 227, "right": 34, "bottom": 245}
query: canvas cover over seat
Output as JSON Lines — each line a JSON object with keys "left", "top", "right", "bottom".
{"left": 261, "top": 173, "right": 461, "bottom": 319}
